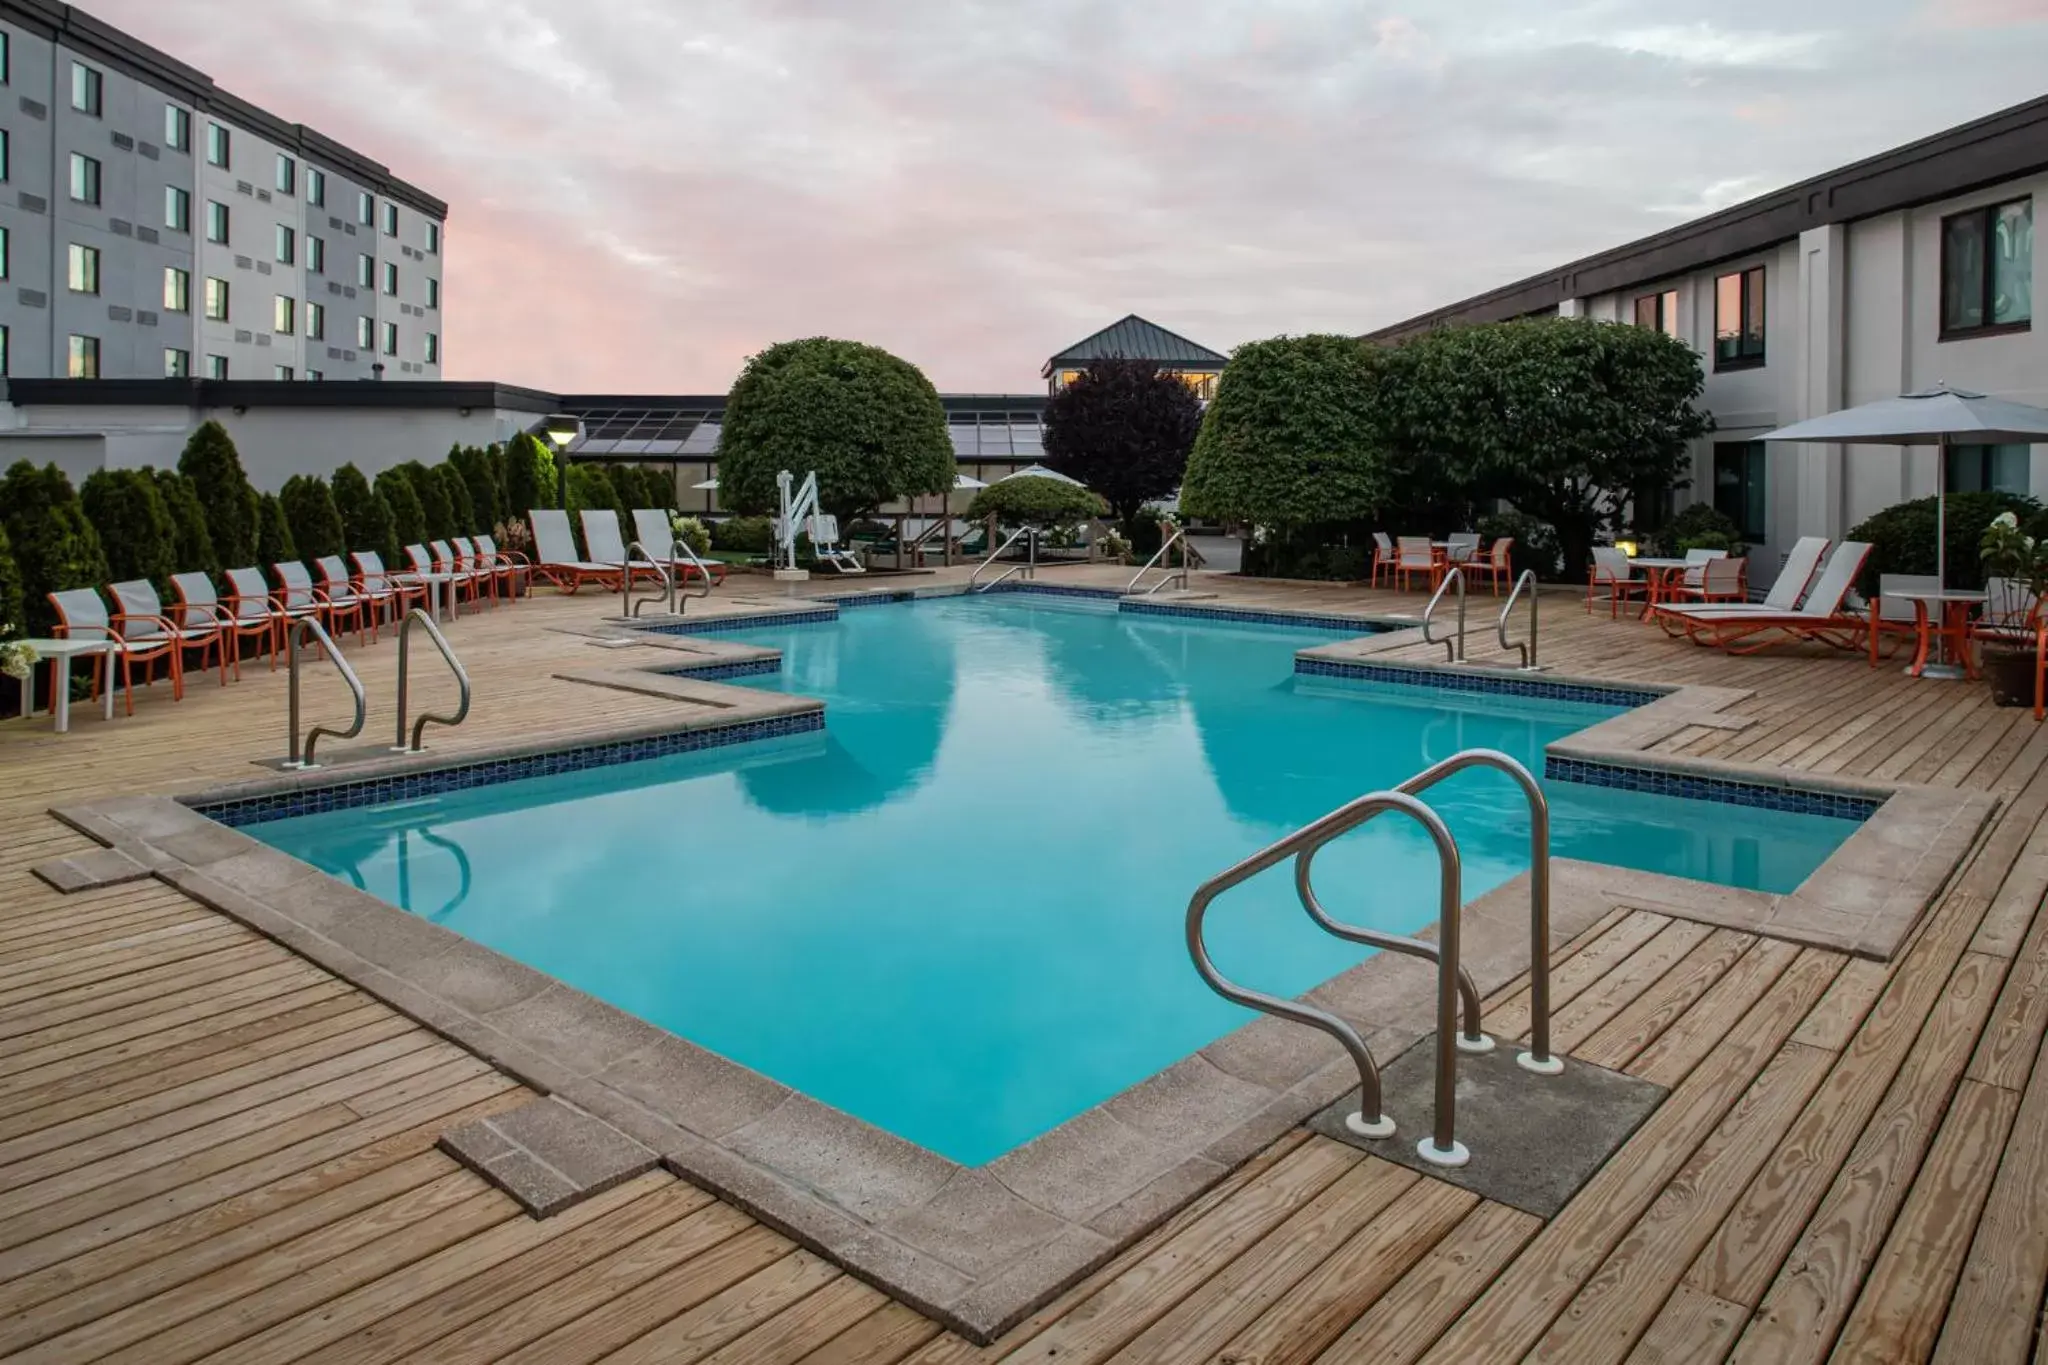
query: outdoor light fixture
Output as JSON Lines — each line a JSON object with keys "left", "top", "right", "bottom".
{"left": 1614, "top": 539, "right": 1639, "bottom": 558}
{"left": 543, "top": 414, "right": 582, "bottom": 448}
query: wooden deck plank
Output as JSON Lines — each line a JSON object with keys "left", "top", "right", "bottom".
{"left": 691, "top": 1273, "right": 888, "bottom": 1365}
{"left": 1308, "top": 1200, "right": 1541, "bottom": 1365}
{"left": 595, "top": 1251, "right": 850, "bottom": 1365}
{"left": 792, "top": 1301, "right": 944, "bottom": 1365}
{"left": 1622, "top": 1284, "right": 1747, "bottom": 1365}
{"left": 1575, "top": 930, "right": 1756, "bottom": 1071}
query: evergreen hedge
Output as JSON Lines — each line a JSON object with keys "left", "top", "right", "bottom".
{"left": 255, "top": 492, "right": 298, "bottom": 569}
{"left": 435, "top": 463, "right": 476, "bottom": 537}
{"left": 502, "top": 433, "right": 556, "bottom": 520}
{"left": 450, "top": 445, "right": 505, "bottom": 532}
{"left": 0, "top": 461, "right": 111, "bottom": 638}
{"left": 394, "top": 462, "right": 454, "bottom": 542}
{"left": 376, "top": 468, "right": 428, "bottom": 558}
{"left": 332, "top": 464, "right": 397, "bottom": 567}
{"left": 80, "top": 469, "right": 178, "bottom": 591}
{"left": 0, "top": 521, "right": 25, "bottom": 637}
{"left": 279, "top": 474, "right": 346, "bottom": 564}
{"left": 153, "top": 470, "right": 219, "bottom": 577}
{"left": 177, "top": 421, "right": 259, "bottom": 570}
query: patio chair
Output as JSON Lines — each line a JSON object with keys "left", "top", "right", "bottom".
{"left": 576, "top": 510, "right": 661, "bottom": 589}
{"left": 529, "top": 508, "right": 623, "bottom": 593}
{"left": 1663, "top": 555, "right": 1747, "bottom": 607}
{"left": 314, "top": 556, "right": 380, "bottom": 639}
{"left": 1864, "top": 573, "right": 1942, "bottom": 666}
{"left": 172, "top": 571, "right": 274, "bottom": 679}
{"left": 1395, "top": 536, "right": 1437, "bottom": 591}
{"left": 450, "top": 538, "right": 500, "bottom": 607}
{"left": 47, "top": 587, "right": 182, "bottom": 716}
{"left": 472, "top": 534, "right": 531, "bottom": 599}
{"left": 432, "top": 540, "right": 492, "bottom": 607}
{"left": 1445, "top": 531, "right": 1481, "bottom": 566}
{"left": 110, "top": 578, "right": 228, "bottom": 689}
{"left": 1652, "top": 536, "right": 1828, "bottom": 629}
{"left": 1658, "top": 541, "right": 1873, "bottom": 654}
{"left": 632, "top": 508, "right": 728, "bottom": 586}
{"left": 275, "top": 560, "right": 361, "bottom": 644}
{"left": 1481, "top": 538, "right": 1515, "bottom": 594}
{"left": 807, "top": 514, "right": 868, "bottom": 574}
{"left": 1369, "top": 532, "right": 1397, "bottom": 588}
{"left": 1585, "top": 547, "right": 1647, "bottom": 618}
{"left": 224, "top": 566, "right": 308, "bottom": 664}
{"left": 352, "top": 550, "right": 428, "bottom": 622}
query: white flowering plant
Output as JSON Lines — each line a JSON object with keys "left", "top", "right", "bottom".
{"left": 1980, "top": 511, "right": 2048, "bottom": 627}
{"left": 0, "top": 629, "right": 36, "bottom": 682}
{"left": 669, "top": 514, "right": 711, "bottom": 557}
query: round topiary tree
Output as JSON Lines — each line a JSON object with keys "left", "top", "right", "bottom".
{"left": 966, "top": 476, "right": 1108, "bottom": 527}
{"left": 501, "top": 433, "right": 557, "bottom": 520}
{"left": 176, "top": 420, "right": 260, "bottom": 570}
{"left": 279, "top": 474, "right": 346, "bottom": 564}
{"left": 255, "top": 492, "right": 298, "bottom": 570}
{"left": 717, "top": 337, "right": 955, "bottom": 520}
{"left": 1043, "top": 356, "right": 1204, "bottom": 523}
{"left": 0, "top": 461, "right": 111, "bottom": 638}
{"left": 396, "top": 461, "right": 454, "bottom": 541}
{"left": 375, "top": 467, "right": 428, "bottom": 557}
{"left": 80, "top": 469, "right": 178, "bottom": 591}
{"left": 435, "top": 463, "right": 475, "bottom": 537}
{"left": 331, "top": 463, "right": 395, "bottom": 566}
{"left": 152, "top": 470, "right": 219, "bottom": 577}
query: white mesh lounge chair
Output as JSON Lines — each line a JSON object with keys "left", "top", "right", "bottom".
{"left": 806, "top": 514, "right": 867, "bottom": 574}
{"left": 1654, "top": 535, "right": 1828, "bottom": 623}
{"left": 529, "top": 509, "right": 621, "bottom": 593}
{"left": 1658, "top": 541, "right": 1873, "bottom": 653}
{"left": 47, "top": 586, "right": 182, "bottom": 714}
{"left": 632, "top": 508, "right": 727, "bottom": 586}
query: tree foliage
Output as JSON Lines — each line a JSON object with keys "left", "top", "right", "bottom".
{"left": 375, "top": 468, "right": 428, "bottom": 556}
{"left": 435, "top": 463, "right": 476, "bottom": 536}
{"left": 1846, "top": 491, "right": 2046, "bottom": 595}
{"left": 0, "top": 462, "right": 110, "bottom": 638}
{"left": 81, "top": 469, "right": 179, "bottom": 592}
{"left": 279, "top": 474, "right": 346, "bottom": 564}
{"left": 0, "top": 521, "right": 23, "bottom": 638}
{"left": 717, "top": 337, "right": 955, "bottom": 519}
{"left": 176, "top": 421, "right": 259, "bottom": 570}
{"left": 331, "top": 463, "right": 396, "bottom": 566}
{"left": 1180, "top": 335, "right": 1392, "bottom": 527}
{"left": 255, "top": 492, "right": 298, "bottom": 569}
{"left": 449, "top": 445, "right": 505, "bottom": 533}
{"left": 1043, "top": 357, "right": 1203, "bottom": 522}
{"left": 502, "top": 433, "right": 557, "bottom": 519}
{"left": 395, "top": 461, "right": 454, "bottom": 542}
{"left": 153, "top": 470, "right": 219, "bottom": 577}
{"left": 965, "top": 476, "right": 1107, "bottom": 527}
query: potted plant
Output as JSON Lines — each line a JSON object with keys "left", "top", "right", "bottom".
{"left": 1977, "top": 512, "right": 2048, "bottom": 706}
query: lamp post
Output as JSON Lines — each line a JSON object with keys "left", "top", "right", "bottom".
{"left": 543, "top": 414, "right": 583, "bottom": 508}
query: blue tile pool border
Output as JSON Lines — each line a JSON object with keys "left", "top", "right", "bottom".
{"left": 1120, "top": 599, "right": 1392, "bottom": 635}
{"left": 658, "top": 657, "right": 782, "bottom": 682}
{"left": 1546, "top": 755, "right": 1884, "bottom": 821}
{"left": 189, "top": 712, "right": 826, "bottom": 828}
{"left": 643, "top": 607, "right": 840, "bottom": 635}
{"left": 1296, "top": 657, "right": 1667, "bottom": 709}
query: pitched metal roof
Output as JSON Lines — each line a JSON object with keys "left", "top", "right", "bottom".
{"left": 1042, "top": 315, "right": 1227, "bottom": 373}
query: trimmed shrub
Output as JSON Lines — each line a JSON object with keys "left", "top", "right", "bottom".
{"left": 637, "top": 466, "right": 678, "bottom": 512}
{"left": 177, "top": 420, "right": 260, "bottom": 569}
{"left": 711, "top": 515, "right": 773, "bottom": 553}
{"left": 0, "top": 461, "right": 111, "bottom": 638}
{"left": 1123, "top": 505, "right": 1173, "bottom": 558}
{"left": 255, "top": 492, "right": 298, "bottom": 570}
{"left": 1845, "top": 491, "right": 2047, "bottom": 595}
{"left": 502, "top": 433, "right": 557, "bottom": 518}
{"left": 279, "top": 474, "right": 346, "bottom": 564}
{"left": 435, "top": 463, "right": 476, "bottom": 536}
{"left": 1476, "top": 510, "right": 1563, "bottom": 581}
{"left": 395, "top": 462, "right": 454, "bottom": 542}
{"left": 672, "top": 515, "right": 711, "bottom": 556}
{"left": 965, "top": 476, "right": 1107, "bottom": 527}
{"left": 1241, "top": 524, "right": 1374, "bottom": 581}
{"left": 0, "top": 521, "right": 25, "bottom": 637}
{"left": 81, "top": 469, "right": 179, "bottom": 592}
{"left": 1646, "top": 503, "right": 1746, "bottom": 558}
{"left": 566, "top": 464, "right": 627, "bottom": 555}
{"left": 153, "top": 470, "right": 219, "bottom": 577}
{"left": 331, "top": 463, "right": 397, "bottom": 566}
{"left": 376, "top": 468, "right": 428, "bottom": 556}
{"left": 450, "top": 445, "right": 504, "bottom": 533}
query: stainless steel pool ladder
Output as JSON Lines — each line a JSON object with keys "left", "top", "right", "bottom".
{"left": 283, "top": 617, "right": 365, "bottom": 770}
{"left": 1421, "top": 566, "right": 1466, "bottom": 662}
{"left": 623, "top": 541, "right": 674, "bottom": 618}
{"left": 1498, "top": 570, "right": 1540, "bottom": 669}
{"left": 1186, "top": 748, "right": 1559, "bottom": 1170}
{"left": 971, "top": 526, "right": 1038, "bottom": 592}
{"left": 392, "top": 608, "right": 472, "bottom": 754}
{"left": 1126, "top": 524, "right": 1189, "bottom": 596}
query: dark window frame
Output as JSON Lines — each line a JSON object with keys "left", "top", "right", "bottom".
{"left": 1632, "top": 289, "right": 1678, "bottom": 336}
{"left": 1940, "top": 197, "right": 2033, "bottom": 341}
{"left": 1945, "top": 442, "right": 2032, "bottom": 495}
{"left": 1713, "top": 266, "right": 1766, "bottom": 371}
{"left": 70, "top": 62, "right": 101, "bottom": 116}
{"left": 1713, "top": 441, "right": 1768, "bottom": 541}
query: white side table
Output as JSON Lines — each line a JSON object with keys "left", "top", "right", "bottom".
{"left": 398, "top": 573, "right": 457, "bottom": 623}
{"left": 19, "top": 638, "right": 117, "bottom": 732}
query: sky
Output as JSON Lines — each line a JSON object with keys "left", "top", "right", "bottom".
{"left": 105, "top": 0, "right": 2048, "bottom": 394}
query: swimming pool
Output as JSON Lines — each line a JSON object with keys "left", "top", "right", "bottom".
{"left": 249, "top": 592, "right": 1859, "bottom": 1164}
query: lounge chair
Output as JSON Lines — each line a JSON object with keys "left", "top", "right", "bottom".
{"left": 529, "top": 508, "right": 623, "bottom": 593}
{"left": 577, "top": 511, "right": 663, "bottom": 587}
{"left": 632, "top": 508, "right": 728, "bottom": 586}
{"left": 807, "top": 514, "right": 867, "bottom": 574}
{"left": 276, "top": 560, "right": 362, "bottom": 644}
{"left": 48, "top": 587, "right": 182, "bottom": 715}
{"left": 1653, "top": 535, "right": 1828, "bottom": 628}
{"left": 172, "top": 571, "right": 275, "bottom": 678}
{"left": 110, "top": 578, "right": 228, "bottom": 687}
{"left": 1658, "top": 541, "right": 1873, "bottom": 653}
{"left": 1586, "top": 547, "right": 1647, "bottom": 618}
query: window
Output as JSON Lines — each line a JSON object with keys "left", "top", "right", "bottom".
{"left": 70, "top": 62, "right": 101, "bottom": 116}
{"left": 307, "top": 235, "right": 325, "bottom": 273}
{"left": 1, "top": 128, "right": 8, "bottom": 181}
{"left": 1713, "top": 442, "right": 1768, "bottom": 541}
{"left": 0, "top": 226, "right": 7, "bottom": 280}
{"left": 425, "top": 277, "right": 439, "bottom": 310}
{"left": 273, "top": 295, "right": 294, "bottom": 334}
{"left": 165, "top": 105, "right": 191, "bottom": 152}
{"left": 163, "top": 266, "right": 190, "bottom": 312}
{"left": 204, "top": 276, "right": 229, "bottom": 321}
{"left": 1713, "top": 266, "right": 1766, "bottom": 369}
{"left": 206, "top": 121, "right": 230, "bottom": 168}
{"left": 1947, "top": 443, "right": 2032, "bottom": 495}
{"left": 1634, "top": 290, "right": 1679, "bottom": 338}
{"left": 356, "top": 190, "right": 374, "bottom": 226}
{"left": 205, "top": 354, "right": 228, "bottom": 380}
{"left": 274, "top": 365, "right": 293, "bottom": 381}
{"left": 66, "top": 243, "right": 98, "bottom": 294}
{"left": 306, "top": 369, "right": 323, "bottom": 381}
{"left": 356, "top": 253, "right": 373, "bottom": 288}
{"left": 425, "top": 221, "right": 440, "bottom": 254}
{"left": 306, "top": 300, "right": 325, "bottom": 340}
{"left": 380, "top": 320, "right": 397, "bottom": 355}
{"left": 381, "top": 201, "right": 398, "bottom": 236}
{"left": 67, "top": 334, "right": 99, "bottom": 378}
{"left": 0, "top": 31, "right": 8, "bottom": 85}
{"left": 356, "top": 315, "right": 374, "bottom": 348}
{"left": 165, "top": 185, "right": 191, "bottom": 232}
{"left": 164, "top": 347, "right": 190, "bottom": 377}
{"left": 68, "top": 152, "right": 99, "bottom": 205}
{"left": 275, "top": 223, "right": 295, "bottom": 265}
{"left": 424, "top": 332, "right": 439, "bottom": 364}
{"left": 0, "top": 325, "right": 8, "bottom": 378}
{"left": 381, "top": 260, "right": 397, "bottom": 295}
{"left": 206, "top": 200, "right": 228, "bottom": 244}
{"left": 1942, "top": 197, "right": 2034, "bottom": 337}
{"left": 275, "top": 154, "right": 295, "bottom": 195}
{"left": 307, "top": 167, "right": 325, "bottom": 207}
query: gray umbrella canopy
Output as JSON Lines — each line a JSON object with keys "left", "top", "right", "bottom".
{"left": 1758, "top": 386, "right": 2048, "bottom": 591}
{"left": 996, "top": 464, "right": 1085, "bottom": 486}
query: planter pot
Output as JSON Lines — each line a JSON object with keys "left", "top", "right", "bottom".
{"left": 1982, "top": 646, "right": 2036, "bottom": 708}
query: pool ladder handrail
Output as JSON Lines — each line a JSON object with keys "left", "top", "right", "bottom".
{"left": 1498, "top": 569, "right": 1540, "bottom": 669}
{"left": 1421, "top": 566, "right": 1466, "bottom": 662}
{"left": 283, "top": 617, "right": 365, "bottom": 770}
{"left": 1126, "top": 524, "right": 1189, "bottom": 596}
{"left": 392, "top": 608, "right": 472, "bottom": 754}
{"left": 622, "top": 541, "right": 676, "bottom": 618}
{"left": 971, "top": 526, "right": 1038, "bottom": 592}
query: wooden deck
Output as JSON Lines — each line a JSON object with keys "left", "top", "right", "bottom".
{"left": 3, "top": 568, "right": 2046, "bottom": 1363}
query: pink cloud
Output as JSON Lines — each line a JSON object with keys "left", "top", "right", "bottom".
{"left": 1922, "top": 0, "right": 2048, "bottom": 26}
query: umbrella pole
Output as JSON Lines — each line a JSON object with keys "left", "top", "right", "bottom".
{"left": 1936, "top": 434, "right": 1948, "bottom": 593}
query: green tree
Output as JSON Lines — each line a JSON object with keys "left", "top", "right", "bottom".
{"left": 176, "top": 420, "right": 260, "bottom": 569}
{"left": 80, "top": 469, "right": 179, "bottom": 592}
{"left": 279, "top": 474, "right": 346, "bottom": 563}
{"left": 0, "top": 461, "right": 111, "bottom": 638}
{"left": 1382, "top": 317, "right": 1713, "bottom": 579}
{"left": 152, "top": 470, "right": 219, "bottom": 577}
{"left": 396, "top": 461, "right": 454, "bottom": 541}
{"left": 331, "top": 463, "right": 397, "bottom": 565}
{"left": 0, "top": 521, "right": 26, "bottom": 637}
{"left": 1180, "top": 334, "right": 1393, "bottom": 528}
{"left": 255, "top": 492, "right": 298, "bottom": 569}
{"left": 717, "top": 337, "right": 954, "bottom": 519}
{"left": 966, "top": 476, "right": 1107, "bottom": 527}
{"left": 376, "top": 468, "right": 428, "bottom": 557}
{"left": 449, "top": 445, "right": 504, "bottom": 532}
{"left": 1043, "top": 357, "right": 1204, "bottom": 522}
{"left": 434, "top": 463, "right": 476, "bottom": 536}
{"left": 566, "top": 464, "right": 629, "bottom": 555}
{"left": 502, "top": 433, "right": 557, "bottom": 519}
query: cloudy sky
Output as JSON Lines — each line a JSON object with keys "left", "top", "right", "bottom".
{"left": 107, "top": 0, "right": 2048, "bottom": 393}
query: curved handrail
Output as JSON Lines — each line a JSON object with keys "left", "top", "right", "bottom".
{"left": 1127, "top": 524, "right": 1189, "bottom": 595}
{"left": 393, "top": 608, "right": 472, "bottom": 753}
{"left": 1497, "top": 570, "right": 1539, "bottom": 669}
{"left": 971, "top": 526, "right": 1035, "bottom": 592}
{"left": 1188, "top": 788, "right": 1462, "bottom": 1147}
{"left": 286, "top": 617, "right": 365, "bottom": 769}
{"left": 1291, "top": 856, "right": 1488, "bottom": 1052}
{"left": 623, "top": 541, "right": 677, "bottom": 618}
{"left": 1297, "top": 747, "right": 1558, "bottom": 1076}
{"left": 667, "top": 533, "right": 717, "bottom": 602}
{"left": 1421, "top": 566, "right": 1466, "bottom": 662}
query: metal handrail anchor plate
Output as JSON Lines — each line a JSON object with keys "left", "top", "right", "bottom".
{"left": 392, "top": 608, "right": 472, "bottom": 754}
{"left": 283, "top": 617, "right": 365, "bottom": 770}
{"left": 1422, "top": 566, "right": 1467, "bottom": 662}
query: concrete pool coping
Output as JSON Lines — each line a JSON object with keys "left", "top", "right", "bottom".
{"left": 35, "top": 593, "right": 1995, "bottom": 1343}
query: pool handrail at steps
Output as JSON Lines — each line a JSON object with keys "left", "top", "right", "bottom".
{"left": 971, "top": 526, "right": 1038, "bottom": 592}
{"left": 392, "top": 608, "right": 472, "bottom": 754}
{"left": 1126, "top": 523, "right": 1190, "bottom": 596}
{"left": 1498, "top": 569, "right": 1540, "bottom": 669}
{"left": 1422, "top": 565, "right": 1467, "bottom": 661}
{"left": 282, "top": 617, "right": 365, "bottom": 770}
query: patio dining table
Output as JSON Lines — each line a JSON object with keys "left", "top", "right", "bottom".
{"left": 1626, "top": 557, "right": 1694, "bottom": 618}
{"left": 1888, "top": 588, "right": 1987, "bottom": 681}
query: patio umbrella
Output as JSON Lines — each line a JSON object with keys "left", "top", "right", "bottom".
{"left": 1758, "top": 386, "right": 2048, "bottom": 591}
{"left": 954, "top": 473, "right": 988, "bottom": 489}
{"left": 997, "top": 463, "right": 1084, "bottom": 486}
{"left": 691, "top": 477, "right": 719, "bottom": 490}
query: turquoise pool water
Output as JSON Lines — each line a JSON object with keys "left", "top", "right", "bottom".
{"left": 251, "top": 594, "right": 1857, "bottom": 1164}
